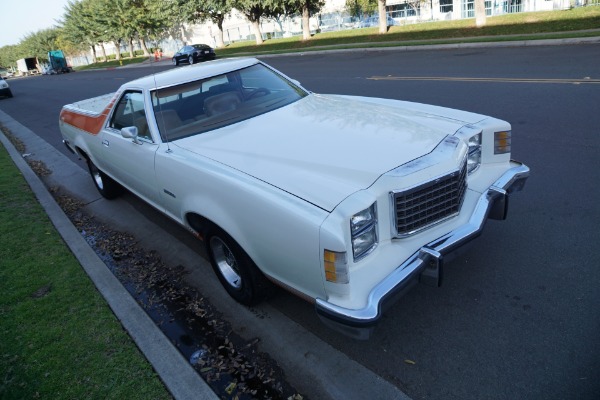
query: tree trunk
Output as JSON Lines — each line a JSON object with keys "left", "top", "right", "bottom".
{"left": 215, "top": 17, "right": 226, "bottom": 48}
{"left": 139, "top": 38, "right": 150, "bottom": 56}
{"left": 128, "top": 38, "right": 134, "bottom": 58}
{"left": 114, "top": 40, "right": 121, "bottom": 61}
{"left": 100, "top": 42, "right": 107, "bottom": 62}
{"left": 302, "top": 3, "right": 311, "bottom": 41}
{"left": 180, "top": 24, "right": 187, "bottom": 46}
{"left": 475, "top": 0, "right": 486, "bottom": 27}
{"left": 251, "top": 19, "right": 264, "bottom": 45}
{"left": 90, "top": 45, "right": 97, "bottom": 64}
{"left": 378, "top": 0, "right": 387, "bottom": 34}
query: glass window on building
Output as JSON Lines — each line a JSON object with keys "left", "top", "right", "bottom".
{"left": 440, "top": 0, "right": 454, "bottom": 13}
{"left": 504, "top": 0, "right": 523, "bottom": 13}
{"left": 388, "top": 3, "right": 420, "bottom": 19}
{"left": 461, "top": 0, "right": 492, "bottom": 18}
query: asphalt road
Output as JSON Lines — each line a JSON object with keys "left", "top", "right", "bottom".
{"left": 1, "top": 43, "right": 599, "bottom": 400}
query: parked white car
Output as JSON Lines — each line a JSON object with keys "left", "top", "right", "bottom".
{"left": 60, "top": 58, "right": 529, "bottom": 338}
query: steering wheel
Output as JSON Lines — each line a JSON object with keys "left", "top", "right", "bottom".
{"left": 246, "top": 87, "right": 270, "bottom": 100}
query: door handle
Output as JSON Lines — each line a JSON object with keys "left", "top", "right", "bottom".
{"left": 102, "top": 140, "right": 109, "bottom": 147}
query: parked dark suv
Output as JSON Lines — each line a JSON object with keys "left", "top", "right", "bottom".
{"left": 172, "top": 44, "right": 216, "bottom": 66}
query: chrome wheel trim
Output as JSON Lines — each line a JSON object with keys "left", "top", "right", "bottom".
{"left": 210, "top": 237, "right": 242, "bottom": 290}
{"left": 90, "top": 164, "right": 104, "bottom": 190}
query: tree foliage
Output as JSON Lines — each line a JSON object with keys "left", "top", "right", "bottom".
{"left": 177, "top": 0, "right": 235, "bottom": 49}
{"left": 345, "top": 0, "right": 379, "bottom": 17}
{"left": 346, "top": 0, "right": 388, "bottom": 34}
{"left": 231, "top": 0, "right": 280, "bottom": 45}
{"left": 283, "top": 0, "right": 325, "bottom": 41}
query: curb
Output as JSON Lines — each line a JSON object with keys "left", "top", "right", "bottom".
{"left": 210, "top": 33, "right": 600, "bottom": 58}
{"left": 254, "top": 35, "right": 600, "bottom": 58}
{"left": 0, "top": 109, "right": 218, "bottom": 400}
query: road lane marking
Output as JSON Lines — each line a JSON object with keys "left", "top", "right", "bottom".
{"left": 367, "top": 76, "right": 600, "bottom": 84}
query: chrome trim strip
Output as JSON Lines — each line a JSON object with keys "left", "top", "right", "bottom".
{"left": 388, "top": 135, "right": 461, "bottom": 177}
{"left": 316, "top": 161, "right": 530, "bottom": 329}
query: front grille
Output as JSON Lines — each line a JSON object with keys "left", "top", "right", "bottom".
{"left": 393, "top": 159, "right": 467, "bottom": 237}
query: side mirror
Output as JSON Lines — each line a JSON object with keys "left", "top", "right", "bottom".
{"left": 121, "top": 126, "right": 141, "bottom": 144}
{"left": 290, "top": 79, "right": 301, "bottom": 87}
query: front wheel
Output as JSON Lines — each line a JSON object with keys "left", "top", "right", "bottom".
{"left": 172, "top": 58, "right": 179, "bottom": 66}
{"left": 206, "top": 228, "right": 270, "bottom": 305}
{"left": 87, "top": 159, "right": 122, "bottom": 199}
{"left": 188, "top": 55, "right": 195, "bottom": 65}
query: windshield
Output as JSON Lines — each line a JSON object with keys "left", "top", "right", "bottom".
{"left": 151, "top": 63, "right": 308, "bottom": 141}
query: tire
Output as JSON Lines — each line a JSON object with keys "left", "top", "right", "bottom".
{"left": 188, "top": 55, "right": 195, "bottom": 65}
{"left": 172, "top": 58, "right": 179, "bottom": 66}
{"left": 206, "top": 227, "right": 270, "bottom": 305}
{"left": 87, "top": 159, "right": 122, "bottom": 199}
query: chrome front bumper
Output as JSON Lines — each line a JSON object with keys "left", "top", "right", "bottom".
{"left": 315, "top": 161, "right": 530, "bottom": 340}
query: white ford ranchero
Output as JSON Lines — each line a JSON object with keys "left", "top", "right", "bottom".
{"left": 60, "top": 58, "right": 529, "bottom": 339}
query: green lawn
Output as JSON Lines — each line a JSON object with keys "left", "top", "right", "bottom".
{"left": 217, "top": 6, "right": 600, "bottom": 56}
{"left": 0, "top": 138, "right": 170, "bottom": 399}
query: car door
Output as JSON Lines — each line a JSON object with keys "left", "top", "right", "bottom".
{"left": 176, "top": 46, "right": 190, "bottom": 63}
{"left": 173, "top": 46, "right": 183, "bottom": 63}
{"left": 100, "top": 90, "right": 163, "bottom": 208}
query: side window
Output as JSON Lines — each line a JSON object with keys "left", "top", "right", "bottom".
{"left": 109, "top": 91, "right": 152, "bottom": 141}
{"left": 201, "top": 75, "right": 230, "bottom": 92}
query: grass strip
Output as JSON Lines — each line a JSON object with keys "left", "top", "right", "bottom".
{"left": 0, "top": 140, "right": 170, "bottom": 399}
{"left": 216, "top": 7, "right": 600, "bottom": 56}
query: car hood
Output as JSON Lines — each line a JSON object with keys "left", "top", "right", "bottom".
{"left": 175, "top": 94, "right": 485, "bottom": 211}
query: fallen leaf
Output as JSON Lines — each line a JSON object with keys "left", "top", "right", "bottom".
{"left": 225, "top": 382, "right": 237, "bottom": 394}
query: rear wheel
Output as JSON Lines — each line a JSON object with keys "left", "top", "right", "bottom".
{"left": 206, "top": 227, "right": 270, "bottom": 305}
{"left": 87, "top": 159, "right": 122, "bottom": 199}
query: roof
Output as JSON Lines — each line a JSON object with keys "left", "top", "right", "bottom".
{"left": 125, "top": 58, "right": 260, "bottom": 91}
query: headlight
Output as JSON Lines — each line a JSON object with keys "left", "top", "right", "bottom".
{"left": 351, "top": 203, "right": 378, "bottom": 261}
{"left": 467, "top": 132, "right": 481, "bottom": 174}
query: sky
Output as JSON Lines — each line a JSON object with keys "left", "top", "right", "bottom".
{"left": 0, "top": 0, "right": 71, "bottom": 47}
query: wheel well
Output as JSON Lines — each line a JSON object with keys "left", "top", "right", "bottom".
{"left": 186, "top": 213, "right": 214, "bottom": 239}
{"left": 76, "top": 147, "right": 89, "bottom": 161}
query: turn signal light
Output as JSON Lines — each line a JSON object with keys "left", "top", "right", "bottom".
{"left": 324, "top": 250, "right": 348, "bottom": 284}
{"left": 494, "top": 131, "right": 512, "bottom": 154}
